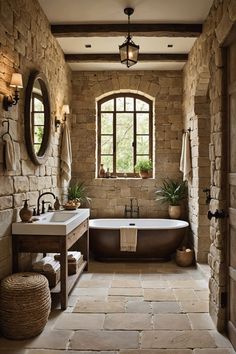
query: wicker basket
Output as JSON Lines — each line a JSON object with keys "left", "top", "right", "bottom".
{"left": 0, "top": 272, "right": 51, "bottom": 339}
{"left": 176, "top": 248, "right": 194, "bottom": 267}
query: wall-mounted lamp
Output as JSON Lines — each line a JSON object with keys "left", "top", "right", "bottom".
{"left": 55, "top": 104, "right": 70, "bottom": 131}
{"left": 3, "top": 73, "right": 23, "bottom": 111}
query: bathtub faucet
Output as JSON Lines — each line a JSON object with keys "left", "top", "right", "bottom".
{"left": 124, "top": 198, "right": 139, "bottom": 218}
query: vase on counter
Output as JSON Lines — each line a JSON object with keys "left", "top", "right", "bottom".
{"left": 19, "top": 199, "right": 32, "bottom": 222}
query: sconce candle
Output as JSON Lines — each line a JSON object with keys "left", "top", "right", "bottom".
{"left": 62, "top": 104, "right": 70, "bottom": 121}
{"left": 3, "top": 73, "right": 23, "bottom": 111}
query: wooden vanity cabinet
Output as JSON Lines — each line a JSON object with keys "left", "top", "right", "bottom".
{"left": 12, "top": 218, "right": 89, "bottom": 310}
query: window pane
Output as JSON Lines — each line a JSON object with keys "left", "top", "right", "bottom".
{"left": 34, "top": 144, "right": 41, "bottom": 153}
{"left": 137, "top": 135, "right": 149, "bottom": 155}
{"left": 34, "top": 113, "right": 44, "bottom": 125}
{"left": 101, "top": 113, "right": 113, "bottom": 134}
{"left": 101, "top": 155, "right": 113, "bottom": 172}
{"left": 125, "top": 97, "right": 134, "bottom": 111}
{"left": 136, "top": 99, "right": 149, "bottom": 111}
{"left": 101, "top": 135, "right": 113, "bottom": 154}
{"left": 116, "top": 113, "right": 133, "bottom": 173}
{"left": 101, "top": 99, "right": 114, "bottom": 111}
{"left": 116, "top": 97, "right": 124, "bottom": 111}
{"left": 34, "top": 126, "right": 44, "bottom": 144}
{"left": 136, "top": 155, "right": 149, "bottom": 164}
{"left": 34, "top": 97, "right": 44, "bottom": 111}
{"left": 137, "top": 113, "right": 149, "bottom": 134}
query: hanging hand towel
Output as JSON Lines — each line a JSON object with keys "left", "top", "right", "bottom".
{"left": 120, "top": 227, "right": 137, "bottom": 252}
{"left": 180, "top": 131, "right": 192, "bottom": 181}
{"left": 3, "top": 133, "right": 16, "bottom": 171}
{"left": 61, "top": 121, "right": 72, "bottom": 183}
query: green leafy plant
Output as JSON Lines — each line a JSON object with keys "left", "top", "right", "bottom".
{"left": 155, "top": 179, "right": 187, "bottom": 206}
{"left": 68, "top": 181, "right": 91, "bottom": 205}
{"left": 135, "top": 159, "right": 152, "bottom": 173}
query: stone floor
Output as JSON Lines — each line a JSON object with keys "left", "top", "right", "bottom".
{"left": 0, "top": 260, "right": 235, "bottom": 353}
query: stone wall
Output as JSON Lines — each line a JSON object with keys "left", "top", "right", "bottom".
{"left": 183, "top": 0, "right": 236, "bottom": 330}
{"left": 0, "top": 0, "right": 71, "bottom": 278}
{"left": 71, "top": 71, "right": 184, "bottom": 218}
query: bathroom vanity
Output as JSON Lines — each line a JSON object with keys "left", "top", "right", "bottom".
{"left": 12, "top": 209, "right": 90, "bottom": 310}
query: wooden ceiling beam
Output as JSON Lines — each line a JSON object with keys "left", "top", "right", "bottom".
{"left": 52, "top": 23, "right": 202, "bottom": 37}
{"left": 65, "top": 53, "right": 188, "bottom": 63}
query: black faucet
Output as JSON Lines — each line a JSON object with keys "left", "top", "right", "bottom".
{"left": 124, "top": 198, "right": 139, "bottom": 218}
{"left": 37, "top": 192, "right": 56, "bottom": 215}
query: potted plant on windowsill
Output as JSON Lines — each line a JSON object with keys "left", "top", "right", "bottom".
{"left": 155, "top": 179, "right": 187, "bottom": 219}
{"left": 135, "top": 159, "right": 152, "bottom": 179}
{"left": 65, "top": 181, "right": 91, "bottom": 210}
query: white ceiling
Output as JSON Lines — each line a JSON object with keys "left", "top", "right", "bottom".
{"left": 38, "top": 0, "right": 213, "bottom": 71}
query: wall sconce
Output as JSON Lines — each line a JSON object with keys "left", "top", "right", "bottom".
{"left": 55, "top": 105, "right": 70, "bottom": 131}
{"left": 3, "top": 73, "right": 23, "bottom": 111}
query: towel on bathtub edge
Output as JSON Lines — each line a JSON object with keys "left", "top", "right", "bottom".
{"left": 120, "top": 226, "right": 137, "bottom": 252}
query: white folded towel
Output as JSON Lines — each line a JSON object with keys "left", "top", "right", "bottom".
{"left": 3, "top": 134, "right": 16, "bottom": 171}
{"left": 61, "top": 121, "right": 72, "bottom": 183}
{"left": 180, "top": 131, "right": 192, "bottom": 181}
{"left": 32, "top": 256, "right": 60, "bottom": 272}
{"left": 32, "top": 256, "right": 53, "bottom": 271}
{"left": 120, "top": 227, "right": 137, "bottom": 252}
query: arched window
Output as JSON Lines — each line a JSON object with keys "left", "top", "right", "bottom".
{"left": 97, "top": 93, "right": 153, "bottom": 177}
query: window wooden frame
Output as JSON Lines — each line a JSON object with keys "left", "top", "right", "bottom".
{"left": 97, "top": 93, "right": 153, "bottom": 177}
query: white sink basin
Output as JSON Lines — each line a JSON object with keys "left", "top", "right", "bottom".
{"left": 12, "top": 209, "right": 90, "bottom": 236}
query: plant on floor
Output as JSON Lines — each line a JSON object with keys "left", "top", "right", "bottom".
{"left": 67, "top": 180, "right": 91, "bottom": 207}
{"left": 155, "top": 179, "right": 187, "bottom": 218}
{"left": 155, "top": 178, "right": 187, "bottom": 206}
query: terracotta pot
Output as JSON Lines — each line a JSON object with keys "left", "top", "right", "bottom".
{"left": 168, "top": 205, "right": 181, "bottom": 219}
{"left": 139, "top": 171, "right": 149, "bottom": 179}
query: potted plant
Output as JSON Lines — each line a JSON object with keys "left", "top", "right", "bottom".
{"left": 155, "top": 178, "right": 187, "bottom": 218}
{"left": 65, "top": 181, "right": 91, "bottom": 209}
{"left": 135, "top": 159, "right": 152, "bottom": 179}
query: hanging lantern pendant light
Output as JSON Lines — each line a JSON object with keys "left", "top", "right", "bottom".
{"left": 119, "top": 7, "right": 139, "bottom": 68}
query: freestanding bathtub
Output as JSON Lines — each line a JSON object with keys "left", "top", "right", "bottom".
{"left": 89, "top": 218, "right": 189, "bottom": 261}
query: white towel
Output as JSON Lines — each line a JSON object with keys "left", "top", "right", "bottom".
{"left": 61, "top": 121, "right": 72, "bottom": 183}
{"left": 120, "top": 227, "right": 137, "bottom": 252}
{"left": 54, "top": 251, "right": 81, "bottom": 262}
{"left": 32, "top": 256, "right": 55, "bottom": 271}
{"left": 180, "top": 132, "right": 192, "bottom": 181}
{"left": 32, "top": 256, "right": 60, "bottom": 272}
{"left": 3, "top": 134, "right": 16, "bottom": 171}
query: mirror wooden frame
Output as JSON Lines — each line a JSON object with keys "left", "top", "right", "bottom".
{"left": 24, "top": 71, "right": 51, "bottom": 165}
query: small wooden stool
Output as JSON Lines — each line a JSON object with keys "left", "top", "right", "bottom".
{"left": 0, "top": 272, "right": 51, "bottom": 339}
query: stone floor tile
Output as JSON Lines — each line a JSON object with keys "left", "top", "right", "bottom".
{"left": 26, "top": 351, "right": 118, "bottom": 354}
{"left": 70, "top": 330, "right": 139, "bottom": 350}
{"left": 78, "top": 280, "right": 111, "bottom": 288}
{"left": 180, "top": 301, "right": 209, "bottom": 313}
{"left": 126, "top": 300, "right": 152, "bottom": 313}
{"left": 142, "top": 280, "right": 169, "bottom": 288}
{"left": 107, "top": 295, "right": 127, "bottom": 302}
{"left": 169, "top": 280, "right": 197, "bottom": 288}
{"left": 113, "top": 273, "right": 141, "bottom": 279}
{"left": 195, "top": 290, "right": 209, "bottom": 301}
{"left": 193, "top": 350, "right": 235, "bottom": 354}
{"left": 0, "top": 349, "right": 27, "bottom": 354}
{"left": 91, "top": 274, "right": 114, "bottom": 280}
{"left": 108, "top": 287, "right": 143, "bottom": 296}
{"left": 188, "top": 313, "right": 215, "bottom": 330}
{"left": 152, "top": 301, "right": 181, "bottom": 314}
{"left": 120, "top": 350, "right": 193, "bottom": 354}
{"left": 153, "top": 314, "right": 191, "bottom": 330}
{"left": 71, "top": 287, "right": 108, "bottom": 296}
{"left": 140, "top": 274, "right": 162, "bottom": 280}
{"left": 73, "top": 300, "right": 125, "bottom": 313}
{"left": 54, "top": 313, "right": 105, "bottom": 330}
{"left": 79, "top": 272, "right": 93, "bottom": 280}
{"left": 173, "top": 289, "right": 199, "bottom": 301}
{"left": 74, "top": 295, "right": 107, "bottom": 301}
{"left": 141, "top": 330, "right": 216, "bottom": 349}
{"left": 144, "top": 288, "right": 176, "bottom": 301}
{"left": 111, "top": 279, "right": 141, "bottom": 287}
{"left": 104, "top": 313, "right": 152, "bottom": 330}
{"left": 25, "top": 330, "right": 72, "bottom": 350}
{"left": 209, "top": 330, "right": 234, "bottom": 348}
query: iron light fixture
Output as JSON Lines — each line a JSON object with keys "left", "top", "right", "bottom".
{"left": 119, "top": 7, "right": 139, "bottom": 68}
{"left": 3, "top": 73, "right": 23, "bottom": 111}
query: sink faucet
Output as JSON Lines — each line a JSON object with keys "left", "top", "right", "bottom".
{"left": 37, "top": 192, "right": 56, "bottom": 215}
{"left": 124, "top": 198, "right": 139, "bottom": 218}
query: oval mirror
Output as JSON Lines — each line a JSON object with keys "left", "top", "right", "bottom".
{"left": 24, "top": 71, "right": 51, "bottom": 165}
